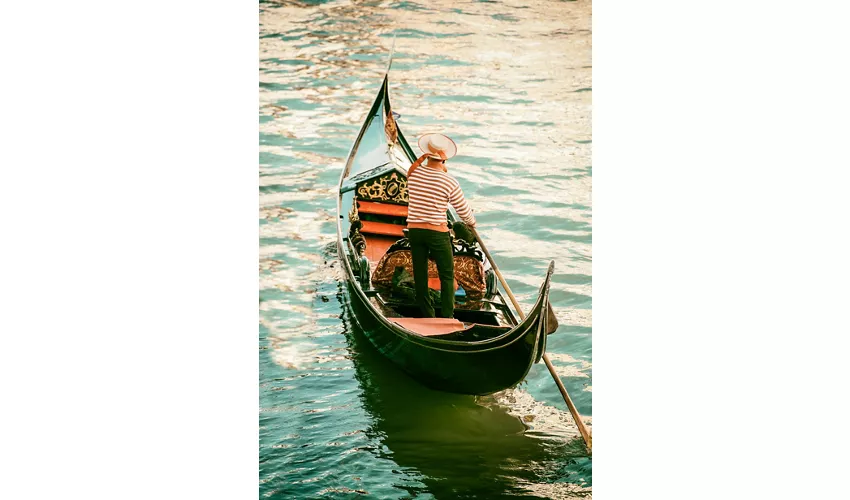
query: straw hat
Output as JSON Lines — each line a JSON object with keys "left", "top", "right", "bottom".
{"left": 418, "top": 133, "right": 457, "bottom": 160}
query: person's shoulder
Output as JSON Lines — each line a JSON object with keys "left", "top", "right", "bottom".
{"left": 442, "top": 171, "right": 460, "bottom": 187}
{"left": 424, "top": 167, "right": 455, "bottom": 182}
{"left": 436, "top": 169, "right": 456, "bottom": 180}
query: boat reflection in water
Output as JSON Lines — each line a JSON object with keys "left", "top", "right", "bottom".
{"left": 337, "top": 285, "right": 591, "bottom": 498}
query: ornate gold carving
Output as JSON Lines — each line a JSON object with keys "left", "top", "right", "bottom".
{"left": 347, "top": 201, "right": 365, "bottom": 254}
{"left": 348, "top": 201, "right": 359, "bottom": 223}
{"left": 356, "top": 171, "right": 408, "bottom": 204}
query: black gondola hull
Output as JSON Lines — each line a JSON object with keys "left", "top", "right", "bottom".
{"left": 343, "top": 284, "right": 547, "bottom": 395}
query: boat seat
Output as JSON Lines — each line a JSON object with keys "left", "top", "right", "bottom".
{"left": 357, "top": 200, "right": 408, "bottom": 218}
{"left": 360, "top": 220, "right": 406, "bottom": 238}
{"left": 371, "top": 249, "right": 487, "bottom": 298}
{"left": 388, "top": 317, "right": 473, "bottom": 336}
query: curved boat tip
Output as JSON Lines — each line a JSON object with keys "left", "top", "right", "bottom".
{"left": 544, "top": 261, "right": 559, "bottom": 335}
{"left": 539, "top": 260, "right": 556, "bottom": 290}
{"left": 384, "top": 33, "right": 397, "bottom": 76}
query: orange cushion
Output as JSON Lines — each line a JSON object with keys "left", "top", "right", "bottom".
{"left": 360, "top": 220, "right": 405, "bottom": 237}
{"left": 358, "top": 201, "right": 409, "bottom": 217}
{"left": 389, "top": 317, "right": 471, "bottom": 336}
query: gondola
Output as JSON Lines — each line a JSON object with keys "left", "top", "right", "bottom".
{"left": 335, "top": 66, "right": 558, "bottom": 396}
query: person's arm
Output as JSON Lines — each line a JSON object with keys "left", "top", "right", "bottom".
{"left": 448, "top": 182, "right": 476, "bottom": 227}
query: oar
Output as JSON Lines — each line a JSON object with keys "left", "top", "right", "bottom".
{"left": 469, "top": 226, "right": 592, "bottom": 453}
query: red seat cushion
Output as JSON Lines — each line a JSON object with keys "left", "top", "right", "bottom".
{"left": 358, "top": 201, "right": 409, "bottom": 217}
{"left": 388, "top": 317, "right": 472, "bottom": 336}
{"left": 359, "top": 220, "right": 405, "bottom": 237}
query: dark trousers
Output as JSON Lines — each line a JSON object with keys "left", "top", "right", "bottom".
{"left": 408, "top": 228, "right": 454, "bottom": 318}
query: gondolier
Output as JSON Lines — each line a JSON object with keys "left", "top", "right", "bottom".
{"left": 406, "top": 133, "right": 476, "bottom": 319}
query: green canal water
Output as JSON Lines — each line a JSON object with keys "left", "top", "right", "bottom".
{"left": 259, "top": 0, "right": 592, "bottom": 497}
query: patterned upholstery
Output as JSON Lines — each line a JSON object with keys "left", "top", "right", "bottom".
{"left": 371, "top": 248, "right": 487, "bottom": 298}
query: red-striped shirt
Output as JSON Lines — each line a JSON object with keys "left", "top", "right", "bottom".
{"left": 407, "top": 165, "right": 475, "bottom": 228}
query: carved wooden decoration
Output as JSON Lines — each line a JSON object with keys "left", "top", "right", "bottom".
{"left": 385, "top": 106, "right": 398, "bottom": 144}
{"left": 348, "top": 202, "right": 359, "bottom": 224}
{"left": 356, "top": 171, "right": 408, "bottom": 204}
